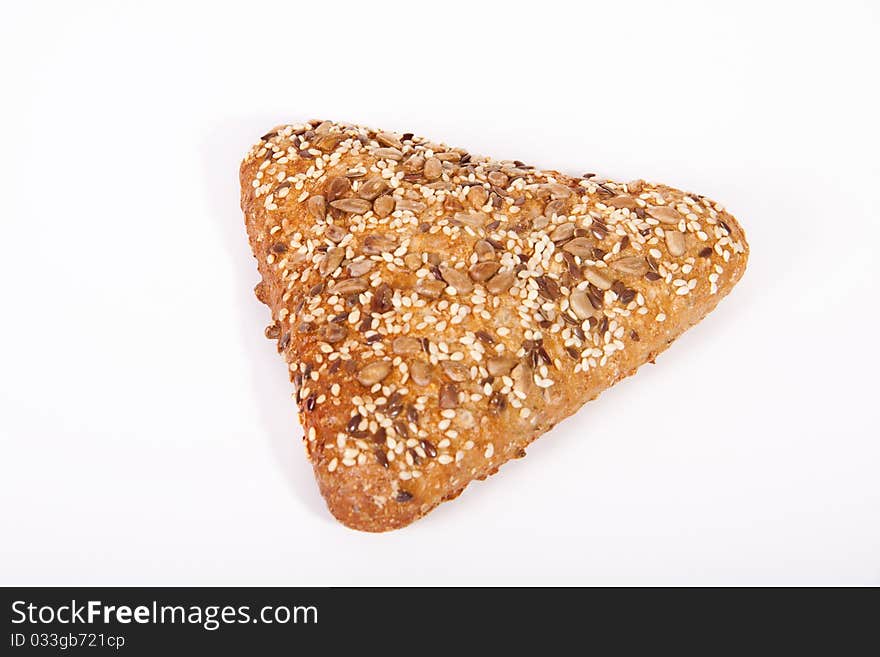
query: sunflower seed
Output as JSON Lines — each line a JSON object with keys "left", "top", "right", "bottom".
{"left": 453, "top": 211, "right": 487, "bottom": 228}
{"left": 376, "top": 132, "right": 402, "bottom": 149}
{"left": 468, "top": 261, "right": 501, "bottom": 282}
{"left": 486, "top": 269, "right": 515, "bottom": 294}
{"left": 441, "top": 360, "right": 469, "bottom": 382}
{"left": 544, "top": 199, "right": 568, "bottom": 219}
{"left": 325, "top": 176, "right": 351, "bottom": 202}
{"left": 474, "top": 240, "right": 495, "bottom": 261}
{"left": 584, "top": 268, "right": 612, "bottom": 290}
{"left": 550, "top": 223, "right": 576, "bottom": 242}
{"left": 307, "top": 195, "right": 326, "bottom": 219}
{"left": 325, "top": 224, "right": 348, "bottom": 243}
{"left": 665, "top": 229, "right": 686, "bottom": 256}
{"left": 415, "top": 278, "right": 445, "bottom": 299}
{"left": 423, "top": 157, "right": 442, "bottom": 180}
{"left": 467, "top": 186, "right": 489, "bottom": 208}
{"left": 439, "top": 383, "right": 460, "bottom": 409}
{"left": 569, "top": 289, "right": 596, "bottom": 320}
{"left": 543, "top": 183, "right": 572, "bottom": 199}
{"left": 329, "top": 277, "right": 369, "bottom": 295}
{"left": 330, "top": 198, "right": 371, "bottom": 214}
{"left": 410, "top": 360, "right": 433, "bottom": 386}
{"left": 393, "top": 337, "right": 422, "bottom": 355}
{"left": 439, "top": 265, "right": 474, "bottom": 294}
{"left": 319, "top": 248, "right": 344, "bottom": 276}
{"left": 403, "top": 154, "right": 425, "bottom": 172}
{"left": 357, "top": 177, "right": 388, "bottom": 200}
{"left": 396, "top": 199, "right": 426, "bottom": 214}
{"left": 647, "top": 205, "right": 681, "bottom": 224}
{"left": 511, "top": 362, "right": 533, "bottom": 396}
{"left": 610, "top": 255, "right": 648, "bottom": 276}
{"left": 346, "top": 259, "right": 374, "bottom": 277}
{"left": 314, "top": 133, "right": 344, "bottom": 151}
{"left": 562, "top": 237, "right": 594, "bottom": 258}
{"left": 607, "top": 195, "right": 638, "bottom": 209}
{"left": 487, "top": 355, "right": 517, "bottom": 376}
{"left": 362, "top": 233, "right": 397, "bottom": 254}
{"left": 374, "top": 147, "right": 403, "bottom": 161}
{"left": 357, "top": 361, "right": 391, "bottom": 387}
{"left": 488, "top": 171, "right": 508, "bottom": 187}
{"left": 373, "top": 195, "right": 395, "bottom": 218}
{"left": 319, "top": 323, "right": 347, "bottom": 343}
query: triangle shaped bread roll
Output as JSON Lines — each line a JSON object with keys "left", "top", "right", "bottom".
{"left": 241, "top": 120, "right": 748, "bottom": 531}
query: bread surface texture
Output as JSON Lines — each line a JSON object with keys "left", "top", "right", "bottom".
{"left": 240, "top": 120, "right": 748, "bottom": 531}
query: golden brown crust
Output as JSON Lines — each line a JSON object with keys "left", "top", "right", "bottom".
{"left": 240, "top": 120, "right": 749, "bottom": 532}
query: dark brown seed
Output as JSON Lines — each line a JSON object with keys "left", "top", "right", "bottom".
{"left": 278, "top": 332, "right": 291, "bottom": 351}
{"left": 264, "top": 324, "right": 280, "bottom": 340}
{"left": 699, "top": 246, "right": 713, "bottom": 258}
{"left": 371, "top": 283, "right": 393, "bottom": 314}
{"left": 271, "top": 242, "right": 287, "bottom": 254}
{"left": 475, "top": 330, "right": 496, "bottom": 345}
{"left": 488, "top": 391, "right": 507, "bottom": 414}
{"left": 566, "top": 346, "right": 580, "bottom": 359}
{"left": 408, "top": 447, "right": 422, "bottom": 466}
{"left": 630, "top": 330, "right": 640, "bottom": 342}
{"left": 373, "top": 427, "right": 387, "bottom": 444}
{"left": 535, "top": 275, "right": 561, "bottom": 301}
{"left": 645, "top": 271, "right": 661, "bottom": 281}
{"left": 394, "top": 419, "right": 411, "bottom": 441}
{"left": 395, "top": 490, "right": 413, "bottom": 502}
{"left": 375, "top": 449, "right": 389, "bottom": 468}
{"left": 406, "top": 404, "right": 419, "bottom": 425}
{"left": 421, "top": 439, "right": 437, "bottom": 458}
{"left": 619, "top": 288, "right": 636, "bottom": 304}
{"left": 347, "top": 414, "right": 363, "bottom": 433}
{"left": 305, "top": 394, "right": 316, "bottom": 411}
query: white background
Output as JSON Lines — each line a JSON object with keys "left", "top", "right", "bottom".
{"left": 2, "top": 0, "right": 878, "bottom": 586}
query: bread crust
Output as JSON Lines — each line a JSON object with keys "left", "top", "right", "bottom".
{"left": 240, "top": 120, "right": 748, "bottom": 531}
